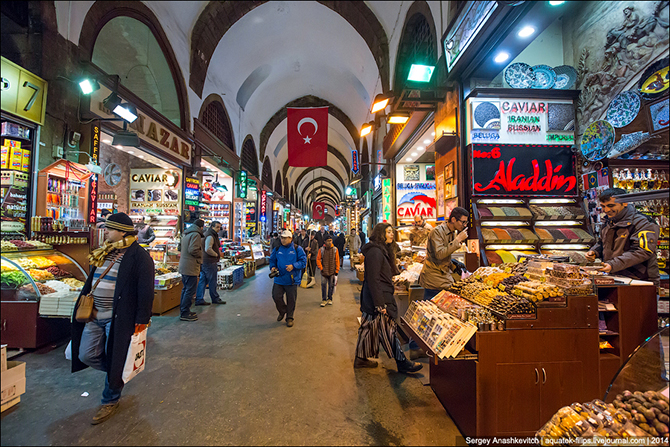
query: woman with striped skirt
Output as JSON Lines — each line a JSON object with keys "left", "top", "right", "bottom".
{"left": 354, "top": 222, "right": 422, "bottom": 373}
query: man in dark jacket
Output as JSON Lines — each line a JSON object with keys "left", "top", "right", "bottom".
{"left": 269, "top": 230, "right": 307, "bottom": 327}
{"left": 316, "top": 235, "right": 340, "bottom": 306}
{"left": 586, "top": 188, "right": 660, "bottom": 286}
{"left": 315, "top": 226, "right": 327, "bottom": 248}
{"left": 178, "top": 220, "right": 204, "bottom": 321}
{"left": 136, "top": 216, "right": 156, "bottom": 244}
{"left": 270, "top": 232, "right": 281, "bottom": 252}
{"left": 334, "top": 232, "right": 346, "bottom": 269}
{"left": 294, "top": 228, "right": 309, "bottom": 252}
{"left": 358, "top": 229, "right": 366, "bottom": 246}
{"left": 196, "top": 221, "right": 226, "bottom": 305}
{"left": 71, "top": 213, "right": 155, "bottom": 425}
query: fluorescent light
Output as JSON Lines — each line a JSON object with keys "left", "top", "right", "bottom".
{"left": 113, "top": 103, "right": 138, "bottom": 123}
{"left": 423, "top": 139, "right": 431, "bottom": 145}
{"left": 479, "top": 199, "right": 523, "bottom": 204}
{"left": 518, "top": 26, "right": 536, "bottom": 38}
{"left": 407, "top": 64, "right": 435, "bottom": 82}
{"left": 115, "top": 145, "right": 123, "bottom": 149}
{"left": 406, "top": 158, "right": 412, "bottom": 162}
{"left": 417, "top": 146, "right": 424, "bottom": 151}
{"left": 139, "top": 155, "right": 145, "bottom": 159}
{"left": 487, "top": 245, "right": 535, "bottom": 250}
{"left": 549, "top": 1, "right": 565, "bottom": 5}
{"left": 127, "top": 151, "right": 134, "bottom": 154}
{"left": 411, "top": 152, "right": 418, "bottom": 157}
{"left": 535, "top": 220, "right": 581, "bottom": 226}
{"left": 431, "top": 132, "right": 435, "bottom": 136}
{"left": 529, "top": 198, "right": 575, "bottom": 204}
{"left": 481, "top": 221, "right": 529, "bottom": 226}
{"left": 102, "top": 139, "right": 112, "bottom": 144}
{"left": 541, "top": 244, "right": 590, "bottom": 250}
{"left": 494, "top": 52, "right": 510, "bottom": 63}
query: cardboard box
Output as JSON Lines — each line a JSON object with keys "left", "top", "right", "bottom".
{"left": 1, "top": 396, "right": 20, "bottom": 412}
{"left": 152, "top": 282, "right": 181, "bottom": 315}
{"left": 0, "top": 146, "right": 8, "bottom": 170}
{"left": 1, "top": 345, "right": 6, "bottom": 372}
{"left": 21, "top": 149, "right": 31, "bottom": 172}
{"left": 1, "top": 361, "right": 26, "bottom": 405}
{"left": 9, "top": 147, "right": 23, "bottom": 171}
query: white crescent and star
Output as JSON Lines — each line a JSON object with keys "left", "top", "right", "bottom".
{"left": 297, "top": 117, "right": 318, "bottom": 144}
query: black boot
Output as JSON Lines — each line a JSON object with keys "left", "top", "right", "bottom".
{"left": 396, "top": 359, "right": 423, "bottom": 373}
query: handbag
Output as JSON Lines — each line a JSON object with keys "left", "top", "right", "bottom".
{"left": 75, "top": 261, "right": 116, "bottom": 323}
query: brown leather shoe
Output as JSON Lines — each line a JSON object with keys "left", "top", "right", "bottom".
{"left": 354, "top": 357, "right": 378, "bottom": 368}
{"left": 91, "top": 402, "right": 119, "bottom": 425}
{"left": 286, "top": 318, "right": 294, "bottom": 327}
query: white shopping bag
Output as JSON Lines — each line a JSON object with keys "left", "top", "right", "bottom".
{"left": 333, "top": 275, "right": 338, "bottom": 286}
{"left": 65, "top": 340, "right": 72, "bottom": 360}
{"left": 122, "top": 328, "right": 147, "bottom": 383}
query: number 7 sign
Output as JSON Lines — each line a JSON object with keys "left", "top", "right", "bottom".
{"left": 1, "top": 56, "right": 48, "bottom": 125}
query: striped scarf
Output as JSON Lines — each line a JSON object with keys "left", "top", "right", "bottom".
{"left": 89, "top": 235, "right": 137, "bottom": 267}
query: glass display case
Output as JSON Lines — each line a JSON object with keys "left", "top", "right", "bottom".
{"left": 1, "top": 249, "right": 87, "bottom": 317}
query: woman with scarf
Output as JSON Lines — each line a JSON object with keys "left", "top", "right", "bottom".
{"left": 353, "top": 222, "right": 422, "bottom": 373}
{"left": 71, "top": 213, "right": 155, "bottom": 425}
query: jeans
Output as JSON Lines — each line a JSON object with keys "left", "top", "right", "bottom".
{"left": 180, "top": 275, "right": 199, "bottom": 316}
{"left": 321, "top": 275, "right": 336, "bottom": 301}
{"left": 196, "top": 263, "right": 219, "bottom": 303}
{"left": 272, "top": 283, "right": 297, "bottom": 320}
{"left": 423, "top": 288, "right": 442, "bottom": 300}
{"left": 79, "top": 318, "right": 123, "bottom": 404}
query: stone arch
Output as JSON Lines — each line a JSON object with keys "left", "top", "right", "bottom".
{"left": 240, "top": 135, "right": 259, "bottom": 177}
{"left": 292, "top": 166, "right": 346, "bottom": 194}
{"left": 260, "top": 96, "right": 359, "bottom": 161}
{"left": 304, "top": 183, "right": 341, "bottom": 203}
{"left": 199, "top": 94, "right": 235, "bottom": 152}
{"left": 189, "top": 1, "right": 389, "bottom": 97}
{"left": 393, "top": 1, "right": 438, "bottom": 92}
{"left": 261, "top": 157, "right": 272, "bottom": 190}
{"left": 78, "top": 1, "right": 190, "bottom": 131}
{"left": 299, "top": 177, "right": 344, "bottom": 202}
{"left": 274, "top": 171, "right": 283, "bottom": 196}
{"left": 283, "top": 177, "right": 289, "bottom": 202}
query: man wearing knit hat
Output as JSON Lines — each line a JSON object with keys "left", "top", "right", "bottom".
{"left": 178, "top": 219, "right": 205, "bottom": 321}
{"left": 71, "top": 213, "right": 155, "bottom": 425}
{"left": 269, "top": 229, "right": 307, "bottom": 327}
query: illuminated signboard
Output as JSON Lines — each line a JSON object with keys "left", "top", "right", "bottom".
{"left": 471, "top": 144, "right": 577, "bottom": 197}
{"left": 381, "top": 178, "right": 392, "bottom": 222}
{"left": 236, "top": 170, "right": 247, "bottom": 199}
{"left": 184, "top": 177, "right": 200, "bottom": 207}
{"left": 88, "top": 123, "right": 100, "bottom": 224}
{"left": 352, "top": 149, "right": 359, "bottom": 174}
{"left": 260, "top": 189, "right": 267, "bottom": 222}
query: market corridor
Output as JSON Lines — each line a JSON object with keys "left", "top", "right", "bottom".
{"left": 0, "top": 266, "right": 460, "bottom": 446}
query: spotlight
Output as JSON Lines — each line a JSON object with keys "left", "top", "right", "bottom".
{"left": 388, "top": 112, "right": 410, "bottom": 124}
{"left": 113, "top": 103, "right": 138, "bottom": 123}
{"left": 102, "top": 92, "right": 122, "bottom": 111}
{"left": 407, "top": 64, "right": 435, "bottom": 82}
{"left": 79, "top": 79, "right": 100, "bottom": 95}
{"left": 494, "top": 52, "right": 510, "bottom": 63}
{"left": 370, "top": 93, "right": 392, "bottom": 114}
{"left": 112, "top": 130, "right": 140, "bottom": 148}
{"left": 360, "top": 122, "right": 374, "bottom": 137}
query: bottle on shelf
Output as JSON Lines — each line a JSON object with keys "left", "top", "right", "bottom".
{"left": 612, "top": 169, "right": 620, "bottom": 189}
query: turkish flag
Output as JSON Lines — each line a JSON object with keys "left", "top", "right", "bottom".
{"left": 312, "top": 201, "right": 326, "bottom": 220}
{"left": 287, "top": 107, "right": 328, "bottom": 167}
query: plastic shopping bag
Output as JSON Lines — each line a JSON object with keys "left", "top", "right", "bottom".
{"left": 122, "top": 328, "right": 147, "bottom": 383}
{"left": 64, "top": 340, "right": 72, "bottom": 360}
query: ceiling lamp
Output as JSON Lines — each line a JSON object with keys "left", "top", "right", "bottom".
{"left": 407, "top": 64, "right": 435, "bottom": 82}
{"left": 370, "top": 93, "right": 392, "bottom": 114}
{"left": 518, "top": 26, "right": 536, "bottom": 38}
{"left": 494, "top": 52, "right": 510, "bottom": 63}
{"left": 360, "top": 122, "right": 374, "bottom": 137}
{"left": 388, "top": 112, "right": 410, "bottom": 124}
{"left": 549, "top": 1, "right": 565, "bottom": 5}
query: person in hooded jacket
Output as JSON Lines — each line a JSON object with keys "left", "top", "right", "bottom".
{"left": 333, "top": 231, "right": 346, "bottom": 269}
{"left": 354, "top": 222, "right": 422, "bottom": 373}
{"left": 178, "top": 219, "right": 204, "bottom": 321}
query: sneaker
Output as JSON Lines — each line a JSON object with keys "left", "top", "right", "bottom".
{"left": 326, "top": 299, "right": 333, "bottom": 305}
{"left": 396, "top": 359, "right": 423, "bottom": 374}
{"left": 354, "top": 357, "right": 378, "bottom": 368}
{"left": 211, "top": 299, "right": 227, "bottom": 305}
{"left": 180, "top": 313, "right": 198, "bottom": 322}
{"left": 194, "top": 301, "right": 210, "bottom": 306}
{"left": 286, "top": 318, "right": 294, "bottom": 327}
{"left": 320, "top": 301, "right": 327, "bottom": 307}
{"left": 91, "top": 402, "right": 119, "bottom": 425}
{"left": 277, "top": 312, "right": 285, "bottom": 322}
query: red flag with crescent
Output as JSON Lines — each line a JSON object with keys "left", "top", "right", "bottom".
{"left": 312, "top": 201, "right": 326, "bottom": 220}
{"left": 287, "top": 107, "right": 328, "bottom": 167}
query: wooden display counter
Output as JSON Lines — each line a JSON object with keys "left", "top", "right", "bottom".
{"left": 152, "top": 283, "right": 181, "bottom": 315}
{"left": 400, "top": 283, "right": 658, "bottom": 438}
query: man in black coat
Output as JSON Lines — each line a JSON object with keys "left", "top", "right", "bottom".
{"left": 333, "top": 232, "right": 346, "bottom": 268}
{"left": 71, "top": 213, "right": 155, "bottom": 425}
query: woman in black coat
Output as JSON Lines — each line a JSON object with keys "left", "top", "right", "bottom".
{"left": 71, "top": 214, "right": 155, "bottom": 424}
{"left": 354, "top": 222, "right": 422, "bottom": 373}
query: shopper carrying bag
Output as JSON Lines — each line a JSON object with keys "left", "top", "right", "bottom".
{"left": 122, "top": 327, "right": 147, "bottom": 383}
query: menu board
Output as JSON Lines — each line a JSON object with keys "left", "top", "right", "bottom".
{"left": 129, "top": 168, "right": 181, "bottom": 215}
{"left": 184, "top": 177, "right": 200, "bottom": 210}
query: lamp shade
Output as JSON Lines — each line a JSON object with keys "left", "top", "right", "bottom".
{"left": 112, "top": 131, "right": 141, "bottom": 148}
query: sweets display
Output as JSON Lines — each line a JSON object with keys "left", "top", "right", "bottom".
{"left": 478, "top": 206, "right": 533, "bottom": 218}
{"left": 482, "top": 227, "right": 539, "bottom": 242}
{"left": 535, "top": 227, "right": 594, "bottom": 242}
{"left": 611, "top": 390, "right": 669, "bottom": 436}
{"left": 530, "top": 205, "right": 586, "bottom": 220}
{"left": 0, "top": 240, "right": 53, "bottom": 251}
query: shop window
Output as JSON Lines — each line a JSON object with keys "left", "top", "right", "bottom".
{"left": 92, "top": 16, "right": 181, "bottom": 127}
{"left": 240, "top": 137, "right": 258, "bottom": 178}
{"left": 201, "top": 101, "right": 234, "bottom": 151}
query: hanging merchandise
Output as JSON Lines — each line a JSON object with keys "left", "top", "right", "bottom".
{"left": 605, "top": 91, "right": 641, "bottom": 128}
{"left": 607, "top": 131, "right": 652, "bottom": 159}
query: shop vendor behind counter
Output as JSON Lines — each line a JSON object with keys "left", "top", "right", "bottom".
{"left": 586, "top": 188, "right": 660, "bottom": 287}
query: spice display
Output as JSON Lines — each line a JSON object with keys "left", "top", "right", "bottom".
{"left": 44, "top": 266, "right": 72, "bottom": 277}
{"left": 27, "top": 269, "right": 55, "bottom": 281}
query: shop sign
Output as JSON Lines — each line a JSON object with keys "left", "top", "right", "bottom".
{"left": 130, "top": 168, "right": 181, "bottom": 214}
{"left": 260, "top": 190, "right": 267, "bottom": 222}
{"left": 245, "top": 202, "right": 257, "bottom": 234}
{"left": 373, "top": 174, "right": 382, "bottom": 191}
{"left": 236, "top": 170, "right": 247, "bottom": 199}
{"left": 91, "top": 85, "right": 190, "bottom": 163}
{"left": 468, "top": 98, "right": 575, "bottom": 146}
{"left": 471, "top": 144, "right": 577, "bottom": 197}
{"left": 352, "top": 149, "right": 359, "bottom": 174}
{"left": 1, "top": 57, "right": 48, "bottom": 126}
{"left": 381, "top": 178, "right": 392, "bottom": 222}
{"left": 397, "top": 192, "right": 436, "bottom": 220}
{"left": 87, "top": 123, "right": 101, "bottom": 224}
{"left": 184, "top": 177, "right": 200, "bottom": 208}
{"left": 397, "top": 182, "right": 435, "bottom": 190}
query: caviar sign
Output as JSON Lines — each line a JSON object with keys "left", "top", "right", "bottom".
{"left": 471, "top": 144, "right": 577, "bottom": 197}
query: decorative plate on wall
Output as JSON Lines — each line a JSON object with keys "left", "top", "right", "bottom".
{"left": 473, "top": 101, "right": 501, "bottom": 129}
{"left": 605, "top": 90, "right": 641, "bottom": 128}
{"left": 553, "top": 65, "right": 577, "bottom": 89}
{"left": 504, "top": 62, "right": 535, "bottom": 89}
{"left": 638, "top": 57, "right": 669, "bottom": 99}
{"left": 531, "top": 65, "right": 556, "bottom": 89}
{"left": 580, "top": 120, "right": 615, "bottom": 162}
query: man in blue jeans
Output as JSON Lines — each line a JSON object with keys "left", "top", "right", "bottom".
{"left": 196, "top": 221, "right": 226, "bottom": 305}
{"left": 269, "top": 230, "right": 307, "bottom": 327}
{"left": 178, "top": 219, "right": 204, "bottom": 321}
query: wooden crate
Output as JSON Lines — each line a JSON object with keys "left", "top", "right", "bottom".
{"left": 1, "top": 396, "right": 20, "bottom": 412}
{"left": 152, "top": 282, "right": 182, "bottom": 315}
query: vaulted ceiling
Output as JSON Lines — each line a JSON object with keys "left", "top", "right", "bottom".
{"left": 54, "top": 0, "right": 446, "bottom": 209}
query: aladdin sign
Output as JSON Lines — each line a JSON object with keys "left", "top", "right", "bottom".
{"left": 91, "top": 85, "right": 191, "bottom": 164}
{"left": 471, "top": 144, "right": 577, "bottom": 197}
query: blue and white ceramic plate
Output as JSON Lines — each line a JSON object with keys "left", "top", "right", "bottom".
{"left": 580, "top": 120, "right": 615, "bottom": 162}
{"left": 505, "top": 63, "right": 535, "bottom": 89}
{"left": 532, "top": 65, "right": 556, "bottom": 89}
{"left": 606, "top": 91, "right": 641, "bottom": 128}
{"left": 553, "top": 65, "right": 577, "bottom": 89}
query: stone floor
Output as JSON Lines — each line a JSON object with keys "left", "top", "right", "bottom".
{"left": 0, "top": 262, "right": 461, "bottom": 446}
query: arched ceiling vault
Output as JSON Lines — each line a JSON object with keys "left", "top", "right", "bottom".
{"left": 303, "top": 184, "right": 341, "bottom": 204}
{"left": 299, "top": 177, "right": 343, "bottom": 202}
{"left": 293, "top": 166, "right": 345, "bottom": 193}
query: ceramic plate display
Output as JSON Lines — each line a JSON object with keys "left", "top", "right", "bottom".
{"left": 505, "top": 62, "right": 535, "bottom": 89}
{"left": 553, "top": 65, "right": 577, "bottom": 89}
{"left": 473, "top": 101, "right": 501, "bottom": 129}
{"left": 638, "top": 57, "right": 669, "bottom": 99}
{"left": 580, "top": 120, "right": 615, "bottom": 162}
{"left": 605, "top": 91, "right": 641, "bottom": 128}
{"left": 531, "top": 65, "right": 556, "bottom": 89}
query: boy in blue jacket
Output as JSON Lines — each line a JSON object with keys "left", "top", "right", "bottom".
{"left": 269, "top": 230, "right": 307, "bottom": 327}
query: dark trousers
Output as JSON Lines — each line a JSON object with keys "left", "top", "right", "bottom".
{"left": 308, "top": 259, "right": 317, "bottom": 277}
{"left": 196, "top": 262, "right": 219, "bottom": 302}
{"left": 272, "top": 283, "right": 297, "bottom": 320}
{"left": 180, "top": 275, "right": 198, "bottom": 316}
{"left": 321, "top": 274, "right": 335, "bottom": 301}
